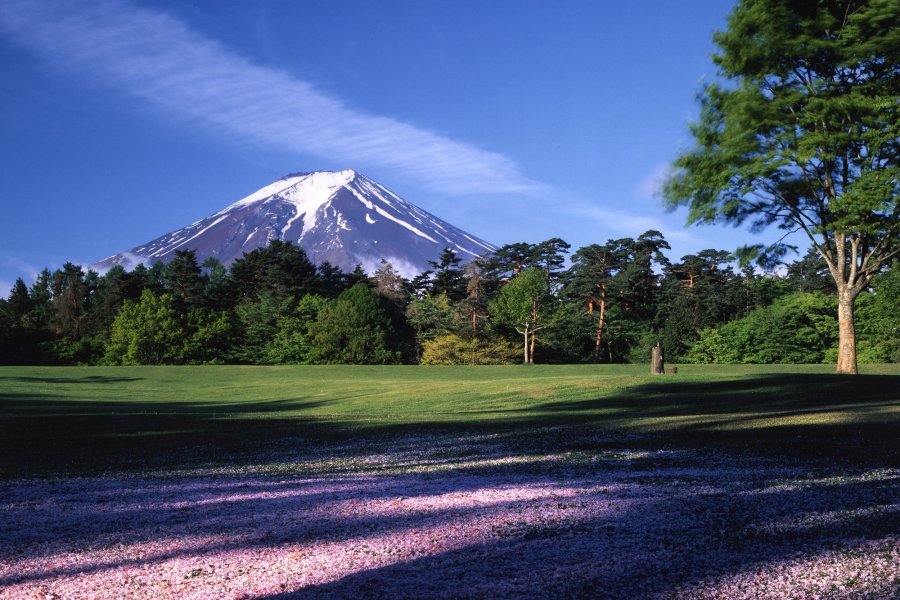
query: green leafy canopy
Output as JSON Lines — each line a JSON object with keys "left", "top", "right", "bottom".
{"left": 665, "top": 0, "right": 898, "bottom": 284}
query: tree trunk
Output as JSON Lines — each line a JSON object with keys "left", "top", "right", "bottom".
{"left": 593, "top": 298, "right": 606, "bottom": 362}
{"left": 836, "top": 290, "right": 859, "bottom": 375}
{"left": 651, "top": 344, "right": 664, "bottom": 375}
{"left": 522, "top": 327, "right": 530, "bottom": 365}
{"left": 529, "top": 331, "right": 536, "bottom": 364}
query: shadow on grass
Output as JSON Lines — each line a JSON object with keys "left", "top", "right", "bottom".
{"left": 531, "top": 373, "right": 898, "bottom": 416}
{"left": 1, "top": 375, "right": 145, "bottom": 384}
{"left": 0, "top": 395, "right": 338, "bottom": 477}
{"left": 1, "top": 373, "right": 897, "bottom": 477}
{"left": 517, "top": 373, "right": 900, "bottom": 464}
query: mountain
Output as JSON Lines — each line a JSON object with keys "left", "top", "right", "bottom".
{"left": 91, "top": 169, "right": 496, "bottom": 277}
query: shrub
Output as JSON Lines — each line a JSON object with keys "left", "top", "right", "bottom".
{"left": 421, "top": 333, "right": 519, "bottom": 365}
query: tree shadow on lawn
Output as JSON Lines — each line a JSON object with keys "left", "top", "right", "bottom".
{"left": 514, "top": 373, "right": 900, "bottom": 465}
{"left": 1, "top": 373, "right": 898, "bottom": 477}
{"left": 0, "top": 375, "right": 145, "bottom": 384}
{"left": 530, "top": 373, "right": 898, "bottom": 417}
{"left": 0, "top": 439, "right": 896, "bottom": 598}
{"left": 0, "top": 394, "right": 337, "bottom": 477}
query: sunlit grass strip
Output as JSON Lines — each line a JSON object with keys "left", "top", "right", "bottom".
{"left": 1, "top": 364, "right": 898, "bottom": 477}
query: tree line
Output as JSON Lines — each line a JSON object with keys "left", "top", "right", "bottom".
{"left": 1, "top": 234, "right": 897, "bottom": 366}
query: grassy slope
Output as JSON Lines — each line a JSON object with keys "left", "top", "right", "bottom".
{"left": 1, "top": 364, "right": 898, "bottom": 476}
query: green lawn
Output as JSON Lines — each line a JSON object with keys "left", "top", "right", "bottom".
{"left": 2, "top": 364, "right": 898, "bottom": 476}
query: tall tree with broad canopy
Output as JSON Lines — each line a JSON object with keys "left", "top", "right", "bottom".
{"left": 564, "top": 232, "right": 670, "bottom": 363}
{"left": 104, "top": 289, "right": 184, "bottom": 365}
{"left": 489, "top": 268, "right": 563, "bottom": 364}
{"left": 484, "top": 242, "right": 538, "bottom": 280}
{"left": 309, "top": 283, "right": 402, "bottom": 364}
{"left": 533, "top": 237, "right": 572, "bottom": 283}
{"left": 566, "top": 240, "right": 632, "bottom": 362}
{"left": 664, "top": 0, "right": 898, "bottom": 374}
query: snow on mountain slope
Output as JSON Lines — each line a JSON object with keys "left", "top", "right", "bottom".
{"left": 92, "top": 170, "right": 496, "bottom": 277}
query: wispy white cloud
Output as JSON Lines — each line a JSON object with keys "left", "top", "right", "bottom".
{"left": 0, "top": 0, "right": 541, "bottom": 195}
{"left": 0, "top": 253, "right": 41, "bottom": 282}
{"left": 636, "top": 162, "right": 671, "bottom": 199}
{"left": 0, "top": 252, "right": 42, "bottom": 296}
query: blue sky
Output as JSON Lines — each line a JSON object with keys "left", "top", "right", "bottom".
{"left": 0, "top": 0, "right": 797, "bottom": 295}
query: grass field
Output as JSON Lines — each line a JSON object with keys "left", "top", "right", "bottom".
{"left": 1, "top": 365, "right": 898, "bottom": 598}
{"left": 2, "top": 364, "right": 898, "bottom": 476}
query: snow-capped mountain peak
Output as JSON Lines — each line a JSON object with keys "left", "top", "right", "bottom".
{"left": 92, "top": 169, "right": 495, "bottom": 278}
{"left": 224, "top": 169, "right": 356, "bottom": 213}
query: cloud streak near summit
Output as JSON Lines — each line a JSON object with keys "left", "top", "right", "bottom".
{"left": 0, "top": 0, "right": 540, "bottom": 196}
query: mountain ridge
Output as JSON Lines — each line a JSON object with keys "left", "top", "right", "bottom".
{"left": 92, "top": 169, "right": 495, "bottom": 277}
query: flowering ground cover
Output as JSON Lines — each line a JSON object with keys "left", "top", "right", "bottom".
{"left": 1, "top": 365, "right": 898, "bottom": 598}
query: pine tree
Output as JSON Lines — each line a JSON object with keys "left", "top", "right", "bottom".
{"left": 533, "top": 237, "right": 571, "bottom": 283}
{"left": 566, "top": 240, "right": 632, "bottom": 362}
{"left": 164, "top": 249, "right": 205, "bottom": 315}
{"left": 229, "top": 240, "right": 317, "bottom": 301}
{"left": 428, "top": 248, "right": 467, "bottom": 301}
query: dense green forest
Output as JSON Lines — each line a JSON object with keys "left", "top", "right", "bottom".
{"left": 1, "top": 234, "right": 897, "bottom": 366}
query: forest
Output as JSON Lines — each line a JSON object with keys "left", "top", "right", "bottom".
{"left": 0, "top": 233, "right": 897, "bottom": 366}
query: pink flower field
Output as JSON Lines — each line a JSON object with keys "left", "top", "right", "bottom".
{"left": 1, "top": 431, "right": 897, "bottom": 599}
